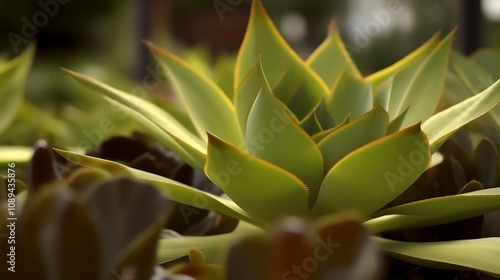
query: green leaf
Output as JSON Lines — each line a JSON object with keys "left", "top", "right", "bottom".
{"left": 386, "top": 108, "right": 408, "bottom": 134}
{"left": 449, "top": 50, "right": 500, "bottom": 127}
{"left": 397, "top": 29, "right": 456, "bottom": 128}
{"left": 53, "top": 148, "right": 255, "bottom": 226}
{"left": 0, "top": 146, "right": 33, "bottom": 164}
{"left": 318, "top": 106, "right": 389, "bottom": 172}
{"left": 0, "top": 43, "right": 35, "bottom": 135}
{"left": 375, "top": 237, "right": 500, "bottom": 277}
{"left": 372, "top": 76, "right": 393, "bottom": 111}
{"left": 63, "top": 69, "right": 206, "bottom": 169}
{"left": 422, "top": 78, "right": 500, "bottom": 153}
{"left": 306, "top": 22, "right": 362, "bottom": 87}
{"left": 214, "top": 55, "right": 237, "bottom": 100}
{"left": 147, "top": 42, "right": 244, "bottom": 146}
{"left": 205, "top": 133, "right": 309, "bottom": 224}
{"left": 364, "top": 32, "right": 440, "bottom": 87}
{"left": 367, "top": 187, "right": 500, "bottom": 232}
{"left": 234, "top": 0, "right": 328, "bottom": 119}
{"left": 241, "top": 62, "right": 324, "bottom": 198}
{"left": 311, "top": 124, "right": 430, "bottom": 217}
{"left": 327, "top": 71, "right": 372, "bottom": 122}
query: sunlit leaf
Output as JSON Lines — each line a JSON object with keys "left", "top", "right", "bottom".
{"left": 205, "top": 133, "right": 309, "bottom": 223}
{"left": 367, "top": 187, "right": 500, "bottom": 232}
{"left": 147, "top": 42, "right": 244, "bottom": 146}
{"left": 54, "top": 148, "right": 254, "bottom": 226}
{"left": 235, "top": 0, "right": 328, "bottom": 119}
{"left": 327, "top": 71, "right": 372, "bottom": 122}
{"left": 422, "top": 78, "right": 500, "bottom": 153}
{"left": 63, "top": 69, "right": 206, "bottom": 169}
{"left": 376, "top": 236, "right": 500, "bottom": 277}
{"left": 241, "top": 62, "right": 324, "bottom": 198}
{"left": 307, "top": 22, "right": 362, "bottom": 87}
{"left": 318, "top": 106, "right": 388, "bottom": 172}
{"left": 397, "top": 29, "right": 456, "bottom": 128}
{"left": 364, "top": 32, "right": 440, "bottom": 87}
{"left": 312, "top": 124, "right": 430, "bottom": 217}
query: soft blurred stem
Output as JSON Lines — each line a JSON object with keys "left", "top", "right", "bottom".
{"left": 156, "top": 220, "right": 264, "bottom": 264}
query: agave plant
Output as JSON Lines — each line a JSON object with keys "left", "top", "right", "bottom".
{"left": 53, "top": 0, "right": 500, "bottom": 276}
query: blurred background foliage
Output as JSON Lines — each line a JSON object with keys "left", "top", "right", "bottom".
{"left": 0, "top": 0, "right": 499, "bottom": 149}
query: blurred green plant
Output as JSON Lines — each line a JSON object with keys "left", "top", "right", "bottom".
{"left": 32, "top": 0, "right": 499, "bottom": 277}
{"left": 0, "top": 43, "right": 34, "bottom": 164}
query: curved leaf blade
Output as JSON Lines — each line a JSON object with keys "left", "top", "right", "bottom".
{"left": 243, "top": 62, "right": 324, "bottom": 198}
{"left": 205, "top": 133, "right": 309, "bottom": 224}
{"left": 307, "top": 22, "right": 362, "bottom": 87}
{"left": 63, "top": 69, "right": 206, "bottom": 168}
{"left": 367, "top": 187, "right": 500, "bottom": 232}
{"left": 318, "top": 106, "right": 389, "bottom": 171}
{"left": 376, "top": 237, "right": 500, "bottom": 277}
{"left": 234, "top": 0, "right": 328, "bottom": 119}
{"left": 397, "top": 29, "right": 456, "bottom": 128}
{"left": 147, "top": 42, "right": 244, "bottom": 146}
{"left": 422, "top": 78, "right": 500, "bottom": 153}
{"left": 312, "top": 124, "right": 430, "bottom": 217}
{"left": 327, "top": 71, "right": 372, "bottom": 122}
{"left": 364, "top": 32, "right": 440, "bottom": 87}
{"left": 53, "top": 148, "right": 255, "bottom": 226}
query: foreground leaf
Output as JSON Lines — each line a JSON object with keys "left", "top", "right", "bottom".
{"left": 376, "top": 237, "right": 500, "bottom": 277}
{"left": 367, "top": 187, "right": 500, "bottom": 232}
{"left": 54, "top": 148, "right": 255, "bottom": 226}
